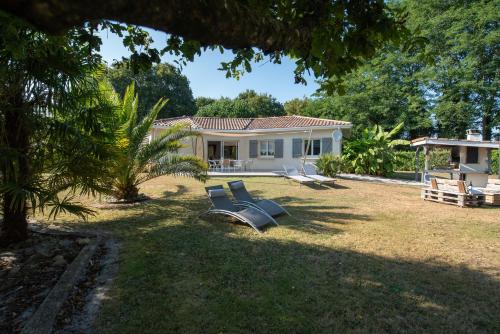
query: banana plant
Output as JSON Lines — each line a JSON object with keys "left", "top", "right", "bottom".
{"left": 343, "top": 122, "right": 409, "bottom": 176}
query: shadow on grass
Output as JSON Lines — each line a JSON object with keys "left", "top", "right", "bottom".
{"left": 85, "top": 211, "right": 500, "bottom": 333}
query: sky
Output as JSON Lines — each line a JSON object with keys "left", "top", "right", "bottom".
{"left": 98, "top": 28, "right": 320, "bottom": 103}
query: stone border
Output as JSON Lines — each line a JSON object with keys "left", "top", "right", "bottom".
{"left": 18, "top": 222, "right": 119, "bottom": 334}
{"left": 58, "top": 238, "right": 120, "bottom": 333}
{"left": 21, "top": 237, "right": 101, "bottom": 334}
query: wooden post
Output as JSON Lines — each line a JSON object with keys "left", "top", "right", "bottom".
{"left": 415, "top": 146, "right": 420, "bottom": 182}
{"left": 423, "top": 145, "right": 430, "bottom": 183}
{"left": 487, "top": 149, "right": 492, "bottom": 174}
{"left": 498, "top": 145, "right": 500, "bottom": 179}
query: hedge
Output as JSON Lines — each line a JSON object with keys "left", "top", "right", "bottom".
{"left": 394, "top": 149, "right": 499, "bottom": 174}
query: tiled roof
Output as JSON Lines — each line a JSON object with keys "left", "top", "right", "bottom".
{"left": 153, "top": 115, "right": 350, "bottom": 131}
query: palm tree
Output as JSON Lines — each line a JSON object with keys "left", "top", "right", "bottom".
{"left": 0, "top": 13, "right": 117, "bottom": 244}
{"left": 109, "top": 83, "right": 207, "bottom": 201}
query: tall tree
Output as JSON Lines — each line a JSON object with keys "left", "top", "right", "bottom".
{"left": 0, "top": 14, "right": 118, "bottom": 243}
{"left": 284, "top": 0, "right": 499, "bottom": 140}
{"left": 404, "top": 0, "right": 499, "bottom": 139}
{"left": 196, "top": 91, "right": 285, "bottom": 118}
{"left": 236, "top": 90, "right": 286, "bottom": 117}
{"left": 283, "top": 45, "right": 432, "bottom": 138}
{"left": 107, "top": 63, "right": 197, "bottom": 119}
{"left": 195, "top": 97, "right": 216, "bottom": 110}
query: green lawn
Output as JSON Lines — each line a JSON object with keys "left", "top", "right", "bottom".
{"left": 48, "top": 176, "right": 500, "bottom": 333}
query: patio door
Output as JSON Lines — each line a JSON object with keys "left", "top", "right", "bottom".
{"left": 207, "top": 141, "right": 222, "bottom": 160}
{"left": 223, "top": 141, "right": 238, "bottom": 160}
{"left": 207, "top": 140, "right": 239, "bottom": 160}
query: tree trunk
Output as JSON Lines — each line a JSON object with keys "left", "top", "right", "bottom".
{"left": 482, "top": 105, "right": 492, "bottom": 141}
{"left": 1, "top": 194, "right": 28, "bottom": 243}
{"left": 1, "top": 89, "right": 31, "bottom": 244}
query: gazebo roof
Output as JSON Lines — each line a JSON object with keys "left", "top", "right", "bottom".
{"left": 411, "top": 137, "right": 500, "bottom": 149}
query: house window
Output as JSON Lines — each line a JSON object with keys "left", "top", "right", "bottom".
{"left": 466, "top": 147, "right": 479, "bottom": 164}
{"left": 304, "top": 139, "right": 321, "bottom": 157}
{"left": 259, "top": 140, "right": 275, "bottom": 157}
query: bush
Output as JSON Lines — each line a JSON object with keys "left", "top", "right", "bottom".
{"left": 341, "top": 123, "right": 409, "bottom": 176}
{"left": 394, "top": 149, "right": 499, "bottom": 175}
{"left": 315, "top": 154, "right": 343, "bottom": 177}
{"left": 394, "top": 149, "right": 450, "bottom": 171}
{"left": 492, "top": 149, "right": 498, "bottom": 175}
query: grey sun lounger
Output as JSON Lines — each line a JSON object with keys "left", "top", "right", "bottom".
{"left": 282, "top": 165, "right": 315, "bottom": 184}
{"left": 227, "top": 180, "right": 291, "bottom": 217}
{"left": 302, "top": 164, "right": 336, "bottom": 185}
{"left": 202, "top": 185, "right": 278, "bottom": 233}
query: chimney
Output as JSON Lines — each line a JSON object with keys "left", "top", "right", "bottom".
{"left": 466, "top": 129, "right": 482, "bottom": 141}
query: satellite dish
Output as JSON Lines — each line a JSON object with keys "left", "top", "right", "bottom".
{"left": 333, "top": 130, "right": 343, "bottom": 142}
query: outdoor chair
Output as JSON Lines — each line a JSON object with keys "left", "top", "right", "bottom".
{"left": 302, "top": 164, "right": 336, "bottom": 185}
{"left": 227, "top": 180, "right": 290, "bottom": 217}
{"left": 201, "top": 185, "right": 278, "bottom": 233}
{"left": 208, "top": 160, "right": 220, "bottom": 172}
{"left": 282, "top": 165, "right": 315, "bottom": 185}
{"left": 232, "top": 160, "right": 243, "bottom": 172}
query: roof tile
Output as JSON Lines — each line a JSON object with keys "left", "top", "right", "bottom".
{"left": 154, "top": 115, "right": 350, "bottom": 131}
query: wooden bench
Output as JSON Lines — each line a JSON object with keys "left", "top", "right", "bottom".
{"left": 421, "top": 179, "right": 485, "bottom": 207}
{"left": 475, "top": 179, "right": 500, "bottom": 206}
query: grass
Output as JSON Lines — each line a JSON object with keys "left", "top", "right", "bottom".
{"left": 44, "top": 176, "right": 500, "bottom": 333}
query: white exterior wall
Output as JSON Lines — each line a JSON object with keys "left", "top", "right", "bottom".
{"left": 151, "top": 127, "right": 348, "bottom": 171}
{"left": 457, "top": 146, "right": 490, "bottom": 187}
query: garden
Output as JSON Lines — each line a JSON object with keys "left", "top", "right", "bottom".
{"left": 6, "top": 176, "right": 499, "bottom": 333}
{"left": 1, "top": 0, "right": 499, "bottom": 333}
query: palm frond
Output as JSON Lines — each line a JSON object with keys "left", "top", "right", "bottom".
{"left": 46, "top": 194, "right": 95, "bottom": 220}
{"left": 140, "top": 155, "right": 208, "bottom": 184}
{"left": 387, "top": 122, "right": 405, "bottom": 138}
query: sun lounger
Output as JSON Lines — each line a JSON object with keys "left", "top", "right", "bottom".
{"left": 282, "top": 166, "right": 315, "bottom": 185}
{"left": 201, "top": 185, "right": 278, "bottom": 233}
{"left": 302, "top": 164, "right": 336, "bottom": 185}
{"left": 227, "top": 180, "right": 290, "bottom": 217}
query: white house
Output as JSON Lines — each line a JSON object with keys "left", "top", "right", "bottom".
{"left": 151, "top": 115, "right": 352, "bottom": 171}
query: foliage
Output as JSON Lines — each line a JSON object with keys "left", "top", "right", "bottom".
{"left": 195, "top": 97, "right": 216, "bottom": 110}
{"left": 284, "top": 98, "right": 312, "bottom": 115}
{"left": 342, "top": 123, "right": 410, "bottom": 176}
{"left": 106, "top": 63, "right": 196, "bottom": 119}
{"left": 196, "top": 90, "right": 285, "bottom": 118}
{"left": 0, "top": 12, "right": 117, "bottom": 242}
{"left": 394, "top": 149, "right": 452, "bottom": 171}
{"left": 1, "top": 1, "right": 408, "bottom": 92}
{"left": 492, "top": 150, "right": 498, "bottom": 175}
{"left": 403, "top": 0, "right": 499, "bottom": 140}
{"left": 236, "top": 90, "right": 285, "bottom": 117}
{"left": 315, "top": 154, "right": 343, "bottom": 177}
{"left": 107, "top": 83, "right": 207, "bottom": 201}
{"left": 284, "top": 0, "right": 499, "bottom": 140}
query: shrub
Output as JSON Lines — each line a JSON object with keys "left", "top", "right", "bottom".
{"left": 492, "top": 150, "right": 498, "bottom": 175}
{"left": 315, "top": 154, "right": 343, "bottom": 177}
{"left": 394, "top": 149, "right": 451, "bottom": 171}
{"left": 342, "top": 123, "right": 409, "bottom": 176}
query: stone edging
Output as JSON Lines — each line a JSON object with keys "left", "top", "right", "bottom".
{"left": 21, "top": 237, "right": 100, "bottom": 334}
